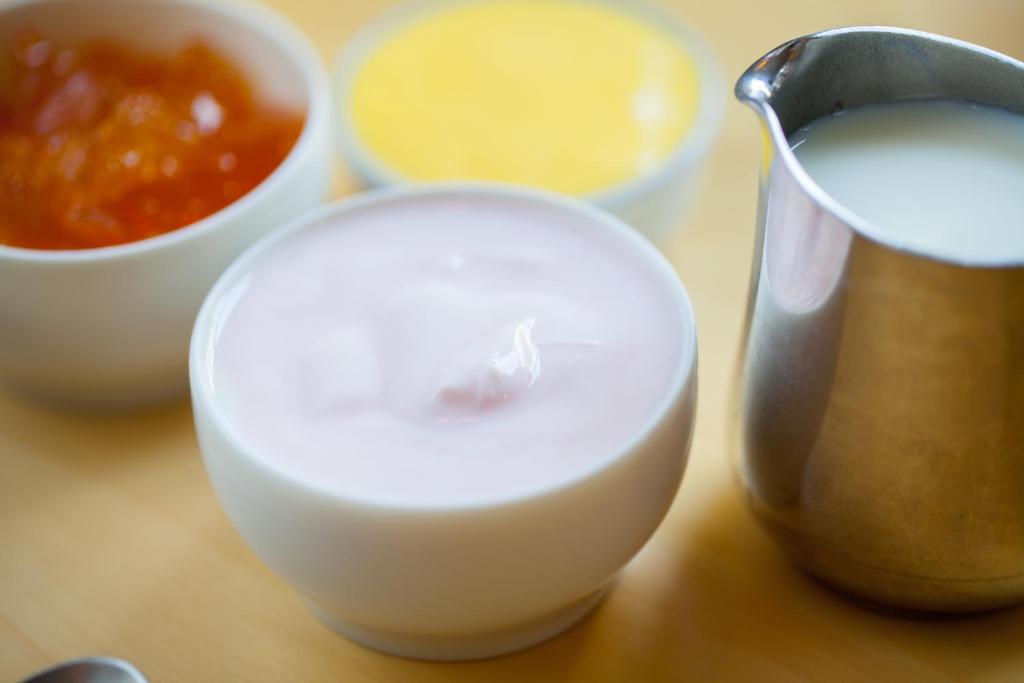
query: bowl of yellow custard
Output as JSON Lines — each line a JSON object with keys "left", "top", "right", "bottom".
{"left": 334, "top": 0, "right": 724, "bottom": 245}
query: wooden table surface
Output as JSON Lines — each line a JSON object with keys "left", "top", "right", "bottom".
{"left": 3, "top": 1, "right": 1024, "bottom": 681}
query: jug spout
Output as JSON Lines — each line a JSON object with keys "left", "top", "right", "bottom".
{"left": 735, "top": 26, "right": 1024, "bottom": 139}
{"left": 734, "top": 37, "right": 806, "bottom": 108}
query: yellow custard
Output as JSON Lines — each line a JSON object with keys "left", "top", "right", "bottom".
{"left": 348, "top": 1, "right": 700, "bottom": 195}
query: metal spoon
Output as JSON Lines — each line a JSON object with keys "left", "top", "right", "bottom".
{"left": 19, "top": 657, "right": 147, "bottom": 683}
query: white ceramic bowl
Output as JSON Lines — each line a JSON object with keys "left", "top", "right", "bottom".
{"left": 0, "top": 0, "right": 332, "bottom": 406}
{"left": 190, "top": 183, "right": 698, "bottom": 661}
{"left": 332, "top": 0, "right": 725, "bottom": 247}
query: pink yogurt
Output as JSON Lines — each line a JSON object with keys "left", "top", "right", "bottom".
{"left": 208, "top": 187, "right": 689, "bottom": 506}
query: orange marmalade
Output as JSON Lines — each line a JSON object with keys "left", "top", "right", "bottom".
{"left": 0, "top": 33, "right": 304, "bottom": 250}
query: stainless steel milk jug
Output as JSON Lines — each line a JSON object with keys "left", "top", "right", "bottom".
{"left": 734, "top": 27, "right": 1024, "bottom": 612}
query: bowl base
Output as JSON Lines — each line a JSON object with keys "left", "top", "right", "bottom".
{"left": 307, "top": 584, "right": 611, "bottom": 661}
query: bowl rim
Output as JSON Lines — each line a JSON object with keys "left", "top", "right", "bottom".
{"left": 190, "top": 181, "right": 698, "bottom": 513}
{"left": 331, "top": 0, "right": 725, "bottom": 209}
{"left": 0, "top": 0, "right": 331, "bottom": 264}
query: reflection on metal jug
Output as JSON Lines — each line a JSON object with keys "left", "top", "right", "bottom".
{"left": 733, "top": 27, "right": 1024, "bottom": 612}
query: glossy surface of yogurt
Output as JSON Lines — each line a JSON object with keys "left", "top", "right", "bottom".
{"left": 209, "top": 191, "right": 688, "bottom": 506}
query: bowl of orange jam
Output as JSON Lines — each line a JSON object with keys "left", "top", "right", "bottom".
{"left": 0, "top": 0, "right": 331, "bottom": 405}
{"left": 333, "top": 0, "right": 724, "bottom": 246}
